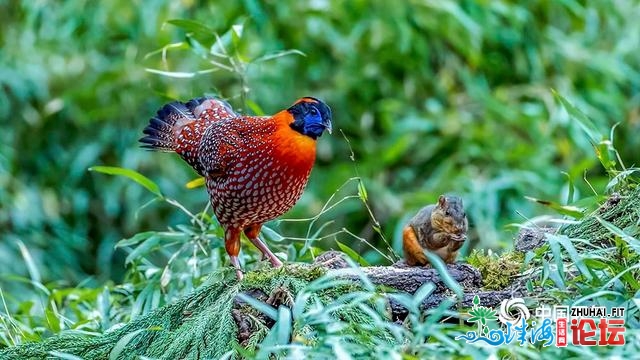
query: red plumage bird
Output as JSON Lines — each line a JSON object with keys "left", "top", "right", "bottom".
{"left": 140, "top": 97, "right": 332, "bottom": 279}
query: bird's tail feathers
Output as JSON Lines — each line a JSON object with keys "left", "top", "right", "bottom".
{"left": 140, "top": 102, "right": 196, "bottom": 151}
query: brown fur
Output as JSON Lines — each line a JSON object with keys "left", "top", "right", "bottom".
{"left": 402, "top": 195, "right": 468, "bottom": 266}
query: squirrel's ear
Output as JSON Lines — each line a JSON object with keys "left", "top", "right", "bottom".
{"left": 438, "top": 195, "right": 447, "bottom": 207}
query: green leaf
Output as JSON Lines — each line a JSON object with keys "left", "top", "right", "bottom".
{"left": 553, "top": 91, "right": 619, "bottom": 173}
{"left": 546, "top": 236, "right": 566, "bottom": 289}
{"left": 245, "top": 99, "right": 265, "bottom": 116}
{"left": 211, "top": 22, "right": 245, "bottom": 57}
{"left": 524, "top": 196, "right": 584, "bottom": 218}
{"left": 562, "top": 171, "right": 575, "bottom": 204}
{"left": 425, "top": 251, "right": 463, "bottom": 299}
{"left": 231, "top": 23, "right": 244, "bottom": 49}
{"left": 125, "top": 236, "right": 162, "bottom": 264}
{"left": 236, "top": 293, "right": 277, "bottom": 320}
{"left": 116, "top": 231, "right": 156, "bottom": 248}
{"left": 16, "top": 240, "right": 41, "bottom": 284}
{"left": 44, "top": 308, "right": 61, "bottom": 333}
{"left": 583, "top": 258, "right": 609, "bottom": 270}
{"left": 89, "top": 166, "right": 163, "bottom": 198}
{"left": 336, "top": 240, "right": 370, "bottom": 266}
{"left": 412, "top": 282, "right": 436, "bottom": 309}
{"left": 166, "top": 19, "right": 215, "bottom": 35}
{"left": 357, "top": 180, "right": 368, "bottom": 202}
{"left": 48, "top": 352, "right": 84, "bottom": 360}
{"left": 260, "top": 225, "right": 284, "bottom": 243}
{"left": 595, "top": 216, "right": 640, "bottom": 252}
{"left": 252, "top": 49, "right": 306, "bottom": 63}
{"left": 553, "top": 90, "right": 601, "bottom": 144}
{"left": 145, "top": 68, "right": 218, "bottom": 78}
{"left": 606, "top": 169, "right": 640, "bottom": 193}
{"left": 276, "top": 306, "right": 292, "bottom": 345}
{"left": 160, "top": 266, "right": 171, "bottom": 288}
{"left": 547, "top": 234, "right": 593, "bottom": 281}
{"left": 109, "top": 328, "right": 147, "bottom": 360}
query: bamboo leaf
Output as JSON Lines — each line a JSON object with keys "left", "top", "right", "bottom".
{"left": 253, "top": 49, "right": 306, "bottom": 63}
{"left": 236, "top": 293, "right": 277, "bottom": 320}
{"left": 109, "top": 329, "right": 147, "bottom": 360}
{"left": 89, "top": 166, "right": 163, "bottom": 198}
{"left": 48, "top": 352, "right": 84, "bottom": 360}
{"left": 125, "top": 236, "right": 162, "bottom": 264}
{"left": 424, "top": 251, "right": 463, "bottom": 299}
{"left": 547, "top": 234, "right": 593, "bottom": 281}
{"left": 166, "top": 19, "right": 215, "bottom": 34}
{"left": 595, "top": 216, "right": 640, "bottom": 252}
{"left": 553, "top": 90, "right": 601, "bottom": 144}
{"left": 525, "top": 196, "right": 584, "bottom": 218}
{"left": 336, "top": 240, "right": 370, "bottom": 266}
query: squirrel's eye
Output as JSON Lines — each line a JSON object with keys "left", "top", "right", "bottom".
{"left": 445, "top": 210, "right": 450, "bottom": 216}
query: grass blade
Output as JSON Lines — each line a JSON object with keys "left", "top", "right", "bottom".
{"left": 89, "top": 166, "right": 163, "bottom": 198}
{"left": 425, "top": 251, "right": 463, "bottom": 299}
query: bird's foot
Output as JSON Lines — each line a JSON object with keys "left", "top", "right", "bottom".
{"left": 235, "top": 269, "right": 244, "bottom": 281}
{"left": 230, "top": 255, "right": 244, "bottom": 280}
{"left": 268, "top": 254, "right": 283, "bottom": 268}
{"left": 248, "top": 236, "right": 283, "bottom": 268}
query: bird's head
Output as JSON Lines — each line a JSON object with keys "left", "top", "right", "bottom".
{"left": 288, "top": 97, "right": 332, "bottom": 139}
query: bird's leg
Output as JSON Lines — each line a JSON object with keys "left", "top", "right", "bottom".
{"left": 244, "top": 224, "right": 283, "bottom": 268}
{"left": 229, "top": 256, "right": 243, "bottom": 280}
{"left": 249, "top": 237, "right": 283, "bottom": 268}
{"left": 225, "top": 228, "right": 244, "bottom": 280}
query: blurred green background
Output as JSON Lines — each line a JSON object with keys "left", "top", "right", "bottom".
{"left": 1, "top": 0, "right": 639, "bottom": 291}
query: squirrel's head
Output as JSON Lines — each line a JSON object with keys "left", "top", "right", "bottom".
{"left": 434, "top": 195, "right": 468, "bottom": 240}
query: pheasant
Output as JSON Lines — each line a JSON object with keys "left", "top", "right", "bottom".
{"left": 140, "top": 96, "right": 332, "bottom": 279}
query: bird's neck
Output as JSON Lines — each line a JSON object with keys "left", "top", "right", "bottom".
{"left": 270, "top": 111, "right": 317, "bottom": 172}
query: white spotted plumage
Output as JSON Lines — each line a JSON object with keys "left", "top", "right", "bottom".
{"left": 142, "top": 96, "right": 332, "bottom": 279}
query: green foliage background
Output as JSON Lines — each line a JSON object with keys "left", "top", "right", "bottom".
{"left": 1, "top": 1, "right": 639, "bottom": 353}
{"left": 2, "top": 0, "right": 639, "bottom": 287}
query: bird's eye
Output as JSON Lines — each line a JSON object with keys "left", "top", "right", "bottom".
{"left": 310, "top": 108, "right": 319, "bottom": 116}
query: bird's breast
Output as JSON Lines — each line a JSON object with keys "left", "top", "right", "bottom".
{"left": 203, "top": 116, "right": 320, "bottom": 229}
{"left": 208, "top": 144, "right": 315, "bottom": 228}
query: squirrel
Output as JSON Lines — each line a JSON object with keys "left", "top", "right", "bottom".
{"left": 402, "top": 195, "right": 468, "bottom": 265}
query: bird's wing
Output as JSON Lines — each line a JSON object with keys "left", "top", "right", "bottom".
{"left": 185, "top": 97, "right": 237, "bottom": 121}
{"left": 172, "top": 98, "right": 239, "bottom": 176}
{"left": 197, "top": 116, "right": 270, "bottom": 179}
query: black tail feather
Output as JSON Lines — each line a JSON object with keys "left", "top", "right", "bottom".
{"left": 139, "top": 101, "right": 196, "bottom": 151}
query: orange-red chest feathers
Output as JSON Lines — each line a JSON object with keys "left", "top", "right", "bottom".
{"left": 201, "top": 111, "right": 317, "bottom": 229}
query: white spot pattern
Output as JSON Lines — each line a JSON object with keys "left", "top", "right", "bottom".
{"left": 176, "top": 103, "right": 316, "bottom": 230}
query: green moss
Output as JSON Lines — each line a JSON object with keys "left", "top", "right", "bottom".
{"left": 467, "top": 250, "right": 525, "bottom": 290}
{"left": 562, "top": 187, "right": 640, "bottom": 245}
{"left": 243, "top": 263, "right": 327, "bottom": 288}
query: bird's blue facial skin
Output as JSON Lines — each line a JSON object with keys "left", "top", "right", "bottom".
{"left": 288, "top": 98, "right": 333, "bottom": 140}
{"left": 303, "top": 108, "right": 327, "bottom": 138}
